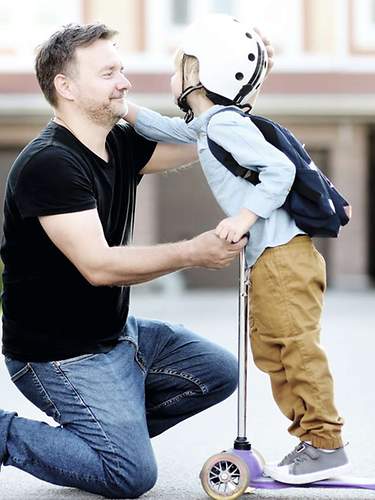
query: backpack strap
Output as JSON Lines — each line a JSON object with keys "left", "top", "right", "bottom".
{"left": 206, "top": 108, "right": 260, "bottom": 185}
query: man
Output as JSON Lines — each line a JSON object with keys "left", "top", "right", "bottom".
{"left": 0, "top": 23, "right": 248, "bottom": 498}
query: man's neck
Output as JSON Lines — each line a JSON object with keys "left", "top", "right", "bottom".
{"left": 53, "top": 111, "right": 113, "bottom": 162}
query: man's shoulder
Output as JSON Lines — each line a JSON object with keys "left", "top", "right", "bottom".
{"left": 110, "top": 119, "right": 155, "bottom": 144}
{"left": 15, "top": 124, "right": 86, "bottom": 172}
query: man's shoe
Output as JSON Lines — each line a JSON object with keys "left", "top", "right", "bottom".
{"left": 263, "top": 442, "right": 351, "bottom": 484}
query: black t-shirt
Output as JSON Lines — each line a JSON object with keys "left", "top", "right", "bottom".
{"left": 1, "top": 121, "right": 156, "bottom": 362}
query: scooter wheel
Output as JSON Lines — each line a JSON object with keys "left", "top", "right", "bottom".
{"left": 200, "top": 452, "right": 250, "bottom": 499}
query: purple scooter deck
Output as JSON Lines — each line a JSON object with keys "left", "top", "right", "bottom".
{"left": 250, "top": 475, "right": 375, "bottom": 491}
{"left": 232, "top": 449, "right": 375, "bottom": 491}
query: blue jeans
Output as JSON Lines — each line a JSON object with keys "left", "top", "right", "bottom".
{"left": 0, "top": 316, "right": 238, "bottom": 498}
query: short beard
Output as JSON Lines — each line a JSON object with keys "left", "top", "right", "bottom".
{"left": 81, "top": 99, "right": 126, "bottom": 128}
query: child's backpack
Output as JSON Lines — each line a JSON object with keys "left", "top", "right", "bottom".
{"left": 207, "top": 108, "right": 351, "bottom": 238}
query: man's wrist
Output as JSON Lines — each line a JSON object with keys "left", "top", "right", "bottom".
{"left": 180, "top": 239, "right": 196, "bottom": 268}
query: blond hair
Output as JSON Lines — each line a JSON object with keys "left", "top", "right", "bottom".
{"left": 174, "top": 49, "right": 207, "bottom": 97}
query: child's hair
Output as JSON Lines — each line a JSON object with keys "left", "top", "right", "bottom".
{"left": 174, "top": 49, "right": 205, "bottom": 97}
{"left": 174, "top": 48, "right": 242, "bottom": 107}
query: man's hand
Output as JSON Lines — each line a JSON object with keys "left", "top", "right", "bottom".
{"left": 187, "top": 230, "right": 247, "bottom": 269}
{"left": 215, "top": 208, "right": 258, "bottom": 243}
{"left": 254, "top": 27, "right": 274, "bottom": 76}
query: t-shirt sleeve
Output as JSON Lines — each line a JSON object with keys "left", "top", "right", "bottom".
{"left": 115, "top": 122, "right": 157, "bottom": 175}
{"left": 14, "top": 147, "right": 97, "bottom": 219}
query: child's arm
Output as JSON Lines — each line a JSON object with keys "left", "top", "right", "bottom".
{"left": 207, "top": 111, "right": 296, "bottom": 221}
{"left": 215, "top": 208, "right": 258, "bottom": 243}
{"left": 124, "top": 102, "right": 197, "bottom": 144}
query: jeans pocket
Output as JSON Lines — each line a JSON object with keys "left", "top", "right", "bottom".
{"left": 5, "top": 359, "right": 61, "bottom": 421}
{"left": 54, "top": 353, "right": 99, "bottom": 367}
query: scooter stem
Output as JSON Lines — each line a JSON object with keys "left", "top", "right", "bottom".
{"left": 234, "top": 247, "right": 251, "bottom": 450}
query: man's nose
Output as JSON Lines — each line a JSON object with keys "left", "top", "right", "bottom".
{"left": 117, "top": 75, "right": 132, "bottom": 91}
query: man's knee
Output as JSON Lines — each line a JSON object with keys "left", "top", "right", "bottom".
{"left": 104, "top": 455, "right": 158, "bottom": 499}
{"left": 209, "top": 349, "right": 238, "bottom": 400}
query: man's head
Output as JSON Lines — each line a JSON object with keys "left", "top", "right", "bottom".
{"left": 35, "top": 23, "right": 131, "bottom": 126}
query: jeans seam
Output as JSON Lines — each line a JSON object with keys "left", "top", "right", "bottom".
{"left": 10, "top": 454, "right": 103, "bottom": 484}
{"left": 148, "top": 367, "right": 208, "bottom": 394}
{"left": 148, "top": 367, "right": 208, "bottom": 413}
{"left": 51, "top": 362, "right": 121, "bottom": 475}
{"left": 9, "top": 363, "right": 30, "bottom": 383}
{"left": 28, "top": 364, "right": 61, "bottom": 421}
{"left": 148, "top": 389, "right": 199, "bottom": 411}
{"left": 121, "top": 337, "right": 146, "bottom": 373}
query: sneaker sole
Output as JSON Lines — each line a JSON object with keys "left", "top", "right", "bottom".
{"left": 269, "top": 463, "right": 352, "bottom": 485}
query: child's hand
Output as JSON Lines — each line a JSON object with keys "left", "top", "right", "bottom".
{"left": 215, "top": 209, "right": 258, "bottom": 243}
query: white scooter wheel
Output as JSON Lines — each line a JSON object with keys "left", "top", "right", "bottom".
{"left": 200, "top": 452, "right": 250, "bottom": 499}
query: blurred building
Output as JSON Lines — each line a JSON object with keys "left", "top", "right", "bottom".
{"left": 0, "top": 0, "right": 374, "bottom": 289}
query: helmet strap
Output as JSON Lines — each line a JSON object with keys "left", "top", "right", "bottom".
{"left": 233, "top": 42, "right": 265, "bottom": 104}
{"left": 177, "top": 53, "right": 205, "bottom": 123}
{"left": 177, "top": 84, "right": 204, "bottom": 123}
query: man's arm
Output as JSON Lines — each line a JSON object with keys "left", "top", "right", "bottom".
{"left": 139, "top": 142, "right": 198, "bottom": 175}
{"left": 39, "top": 209, "right": 247, "bottom": 287}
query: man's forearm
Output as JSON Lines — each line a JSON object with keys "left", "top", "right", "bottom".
{"left": 92, "top": 241, "right": 192, "bottom": 286}
{"left": 87, "top": 230, "right": 246, "bottom": 287}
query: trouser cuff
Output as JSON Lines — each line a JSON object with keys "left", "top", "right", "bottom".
{"left": 307, "top": 436, "right": 344, "bottom": 449}
{"left": 0, "top": 411, "right": 17, "bottom": 464}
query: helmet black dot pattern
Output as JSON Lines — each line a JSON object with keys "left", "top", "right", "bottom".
{"left": 245, "top": 32, "right": 253, "bottom": 39}
{"left": 235, "top": 72, "right": 244, "bottom": 80}
{"left": 248, "top": 53, "right": 255, "bottom": 61}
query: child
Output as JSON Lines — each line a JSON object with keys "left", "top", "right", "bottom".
{"left": 125, "top": 13, "right": 350, "bottom": 484}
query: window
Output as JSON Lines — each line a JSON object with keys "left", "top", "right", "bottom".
{"left": 0, "top": 0, "right": 82, "bottom": 71}
{"left": 212, "top": 0, "right": 234, "bottom": 14}
{"left": 351, "top": 0, "right": 375, "bottom": 52}
{"left": 172, "top": 0, "right": 189, "bottom": 25}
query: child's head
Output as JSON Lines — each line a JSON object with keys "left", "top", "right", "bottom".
{"left": 174, "top": 14, "right": 269, "bottom": 120}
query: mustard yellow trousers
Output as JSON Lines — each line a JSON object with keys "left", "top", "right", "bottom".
{"left": 249, "top": 235, "right": 344, "bottom": 449}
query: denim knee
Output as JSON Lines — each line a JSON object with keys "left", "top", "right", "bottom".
{"left": 210, "top": 350, "right": 238, "bottom": 400}
{"left": 105, "top": 455, "right": 158, "bottom": 499}
{"left": 222, "top": 353, "right": 239, "bottom": 397}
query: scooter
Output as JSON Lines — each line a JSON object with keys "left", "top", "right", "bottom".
{"left": 199, "top": 248, "right": 375, "bottom": 499}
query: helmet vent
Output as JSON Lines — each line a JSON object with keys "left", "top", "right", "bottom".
{"left": 235, "top": 72, "right": 244, "bottom": 80}
{"left": 245, "top": 32, "right": 252, "bottom": 39}
{"left": 248, "top": 53, "right": 255, "bottom": 61}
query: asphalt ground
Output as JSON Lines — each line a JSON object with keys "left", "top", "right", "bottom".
{"left": 1, "top": 287, "right": 375, "bottom": 499}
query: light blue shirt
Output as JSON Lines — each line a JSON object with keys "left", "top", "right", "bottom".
{"left": 134, "top": 105, "right": 305, "bottom": 267}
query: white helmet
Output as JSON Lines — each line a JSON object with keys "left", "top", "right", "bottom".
{"left": 180, "top": 14, "right": 268, "bottom": 106}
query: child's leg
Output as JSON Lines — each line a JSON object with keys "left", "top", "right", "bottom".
{"left": 249, "top": 235, "right": 344, "bottom": 449}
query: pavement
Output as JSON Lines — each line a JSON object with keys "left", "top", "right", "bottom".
{"left": 1, "top": 287, "right": 375, "bottom": 499}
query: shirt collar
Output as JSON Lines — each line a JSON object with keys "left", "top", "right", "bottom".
{"left": 186, "top": 105, "right": 226, "bottom": 133}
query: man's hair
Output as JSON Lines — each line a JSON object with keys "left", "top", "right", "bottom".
{"left": 35, "top": 23, "right": 118, "bottom": 107}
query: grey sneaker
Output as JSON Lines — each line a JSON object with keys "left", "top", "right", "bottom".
{"left": 264, "top": 442, "right": 351, "bottom": 484}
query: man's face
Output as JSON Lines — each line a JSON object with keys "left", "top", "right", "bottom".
{"left": 68, "top": 39, "right": 131, "bottom": 126}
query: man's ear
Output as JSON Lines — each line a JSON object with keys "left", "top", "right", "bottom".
{"left": 54, "top": 74, "right": 75, "bottom": 102}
